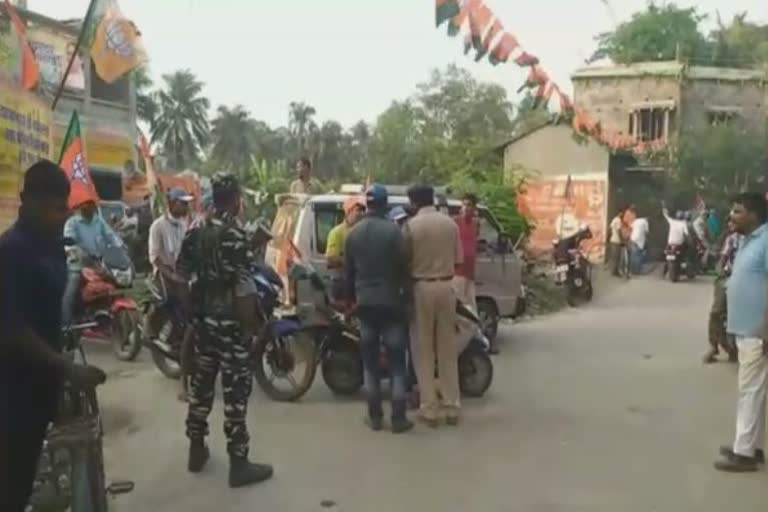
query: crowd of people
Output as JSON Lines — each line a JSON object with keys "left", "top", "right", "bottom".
{"left": 4, "top": 156, "right": 768, "bottom": 511}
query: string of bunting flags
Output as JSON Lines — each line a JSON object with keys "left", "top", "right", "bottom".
{"left": 435, "top": 0, "right": 664, "bottom": 154}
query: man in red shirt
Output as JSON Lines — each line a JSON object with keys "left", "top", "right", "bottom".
{"left": 454, "top": 194, "right": 486, "bottom": 348}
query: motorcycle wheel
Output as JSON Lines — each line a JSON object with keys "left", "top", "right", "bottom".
{"left": 151, "top": 346, "right": 182, "bottom": 380}
{"left": 459, "top": 347, "right": 493, "bottom": 398}
{"left": 111, "top": 309, "right": 142, "bottom": 361}
{"left": 669, "top": 264, "right": 679, "bottom": 283}
{"left": 253, "top": 331, "right": 317, "bottom": 402}
{"left": 321, "top": 342, "right": 363, "bottom": 396}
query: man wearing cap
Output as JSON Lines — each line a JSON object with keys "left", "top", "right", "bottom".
{"left": 326, "top": 196, "right": 365, "bottom": 301}
{"left": 177, "top": 172, "right": 273, "bottom": 487}
{"left": 404, "top": 184, "right": 463, "bottom": 427}
{"left": 61, "top": 199, "right": 122, "bottom": 326}
{"left": 146, "top": 188, "right": 193, "bottom": 398}
{"left": 345, "top": 184, "right": 413, "bottom": 433}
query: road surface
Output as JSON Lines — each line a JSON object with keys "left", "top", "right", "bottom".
{"left": 91, "top": 275, "right": 766, "bottom": 512}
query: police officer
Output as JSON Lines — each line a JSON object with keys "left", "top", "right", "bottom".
{"left": 404, "top": 184, "right": 463, "bottom": 427}
{"left": 177, "top": 173, "right": 273, "bottom": 488}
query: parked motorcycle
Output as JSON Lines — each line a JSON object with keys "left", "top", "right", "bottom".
{"left": 250, "top": 263, "right": 318, "bottom": 401}
{"left": 552, "top": 225, "right": 594, "bottom": 306}
{"left": 664, "top": 243, "right": 696, "bottom": 282}
{"left": 141, "top": 284, "right": 187, "bottom": 380}
{"left": 318, "top": 299, "right": 494, "bottom": 399}
{"left": 27, "top": 323, "right": 133, "bottom": 512}
{"left": 69, "top": 243, "right": 142, "bottom": 361}
{"left": 253, "top": 261, "right": 494, "bottom": 402}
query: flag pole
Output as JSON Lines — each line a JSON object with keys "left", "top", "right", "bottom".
{"left": 51, "top": 0, "right": 97, "bottom": 110}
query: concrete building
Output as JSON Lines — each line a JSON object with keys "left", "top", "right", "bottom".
{"left": 504, "top": 61, "right": 768, "bottom": 259}
{"left": 1, "top": 6, "right": 138, "bottom": 200}
{"left": 572, "top": 61, "right": 768, "bottom": 144}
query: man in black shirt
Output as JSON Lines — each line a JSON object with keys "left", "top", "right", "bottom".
{"left": 0, "top": 160, "right": 106, "bottom": 512}
{"left": 345, "top": 184, "right": 413, "bottom": 433}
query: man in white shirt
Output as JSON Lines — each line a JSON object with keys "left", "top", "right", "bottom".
{"left": 663, "top": 208, "right": 689, "bottom": 246}
{"left": 146, "top": 189, "right": 193, "bottom": 397}
{"left": 629, "top": 216, "right": 650, "bottom": 274}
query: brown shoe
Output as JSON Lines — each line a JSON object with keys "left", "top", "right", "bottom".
{"left": 418, "top": 414, "right": 439, "bottom": 429}
{"left": 702, "top": 348, "right": 718, "bottom": 364}
{"left": 445, "top": 415, "right": 460, "bottom": 427}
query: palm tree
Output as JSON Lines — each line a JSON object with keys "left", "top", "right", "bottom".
{"left": 288, "top": 101, "right": 316, "bottom": 154}
{"left": 133, "top": 67, "right": 157, "bottom": 127}
{"left": 210, "top": 105, "right": 257, "bottom": 180}
{"left": 151, "top": 70, "right": 210, "bottom": 171}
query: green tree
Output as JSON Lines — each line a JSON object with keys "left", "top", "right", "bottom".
{"left": 288, "top": 101, "right": 317, "bottom": 155}
{"left": 591, "top": 3, "right": 709, "bottom": 64}
{"left": 210, "top": 105, "right": 257, "bottom": 180}
{"left": 133, "top": 67, "right": 158, "bottom": 127}
{"left": 672, "top": 125, "right": 766, "bottom": 205}
{"left": 151, "top": 70, "right": 210, "bottom": 170}
{"left": 710, "top": 13, "right": 768, "bottom": 68}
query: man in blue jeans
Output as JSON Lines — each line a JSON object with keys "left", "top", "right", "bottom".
{"left": 345, "top": 185, "right": 413, "bottom": 433}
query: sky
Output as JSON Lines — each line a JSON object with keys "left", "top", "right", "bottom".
{"left": 31, "top": 0, "right": 767, "bottom": 128}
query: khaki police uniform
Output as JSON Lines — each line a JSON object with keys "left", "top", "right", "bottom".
{"left": 404, "top": 206, "right": 463, "bottom": 421}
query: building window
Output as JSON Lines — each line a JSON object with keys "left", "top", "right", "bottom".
{"left": 708, "top": 110, "right": 739, "bottom": 126}
{"left": 629, "top": 108, "right": 671, "bottom": 142}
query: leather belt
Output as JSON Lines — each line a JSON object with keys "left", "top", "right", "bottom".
{"left": 414, "top": 276, "right": 453, "bottom": 282}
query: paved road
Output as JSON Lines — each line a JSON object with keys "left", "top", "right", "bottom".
{"left": 91, "top": 276, "right": 766, "bottom": 512}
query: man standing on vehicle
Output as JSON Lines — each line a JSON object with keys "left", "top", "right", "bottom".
{"left": 405, "top": 184, "right": 463, "bottom": 427}
{"left": 345, "top": 184, "right": 413, "bottom": 433}
{"left": 0, "top": 161, "right": 106, "bottom": 512}
{"left": 146, "top": 188, "right": 194, "bottom": 399}
{"left": 289, "top": 157, "right": 314, "bottom": 194}
{"left": 714, "top": 193, "right": 768, "bottom": 472}
{"left": 703, "top": 219, "right": 740, "bottom": 364}
{"left": 326, "top": 196, "right": 365, "bottom": 301}
{"left": 178, "top": 173, "right": 273, "bottom": 487}
{"left": 61, "top": 198, "right": 122, "bottom": 326}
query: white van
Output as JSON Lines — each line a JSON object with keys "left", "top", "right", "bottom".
{"left": 265, "top": 187, "right": 526, "bottom": 340}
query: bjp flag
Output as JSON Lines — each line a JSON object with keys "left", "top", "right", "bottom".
{"left": 3, "top": 0, "right": 40, "bottom": 90}
{"left": 58, "top": 111, "right": 99, "bottom": 210}
{"left": 85, "top": 0, "right": 147, "bottom": 83}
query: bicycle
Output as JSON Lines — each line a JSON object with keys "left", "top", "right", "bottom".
{"left": 27, "top": 322, "right": 133, "bottom": 512}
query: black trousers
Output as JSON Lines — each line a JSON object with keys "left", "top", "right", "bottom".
{"left": 0, "top": 420, "right": 49, "bottom": 512}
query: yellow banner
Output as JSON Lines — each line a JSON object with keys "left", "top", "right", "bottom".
{"left": 53, "top": 129, "right": 134, "bottom": 171}
{"left": 0, "top": 80, "right": 52, "bottom": 231}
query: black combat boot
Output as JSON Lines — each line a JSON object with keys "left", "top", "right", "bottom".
{"left": 228, "top": 457, "right": 274, "bottom": 488}
{"left": 187, "top": 439, "right": 210, "bottom": 473}
{"left": 390, "top": 400, "right": 414, "bottom": 434}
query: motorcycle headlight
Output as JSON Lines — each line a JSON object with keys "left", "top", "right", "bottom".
{"left": 113, "top": 269, "right": 132, "bottom": 287}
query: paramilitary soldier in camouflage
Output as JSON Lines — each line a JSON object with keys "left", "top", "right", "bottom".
{"left": 177, "top": 173, "right": 273, "bottom": 488}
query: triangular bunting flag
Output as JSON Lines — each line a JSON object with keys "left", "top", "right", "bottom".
{"left": 436, "top": 0, "right": 461, "bottom": 27}
{"left": 488, "top": 33, "right": 520, "bottom": 65}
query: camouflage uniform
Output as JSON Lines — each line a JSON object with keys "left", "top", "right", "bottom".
{"left": 178, "top": 174, "right": 254, "bottom": 458}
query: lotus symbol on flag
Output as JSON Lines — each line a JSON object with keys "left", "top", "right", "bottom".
{"left": 105, "top": 19, "right": 135, "bottom": 58}
{"left": 72, "top": 153, "right": 89, "bottom": 184}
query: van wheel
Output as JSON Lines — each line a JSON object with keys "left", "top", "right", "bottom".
{"left": 476, "top": 298, "right": 499, "bottom": 341}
